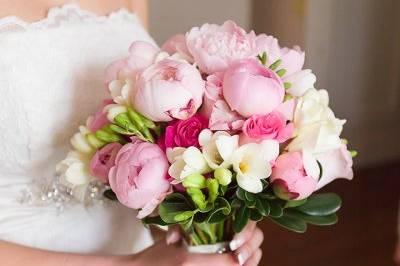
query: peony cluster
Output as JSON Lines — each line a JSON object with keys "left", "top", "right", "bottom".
{"left": 57, "top": 20, "right": 354, "bottom": 220}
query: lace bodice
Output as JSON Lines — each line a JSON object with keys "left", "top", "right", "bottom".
{"left": 0, "top": 4, "right": 154, "bottom": 254}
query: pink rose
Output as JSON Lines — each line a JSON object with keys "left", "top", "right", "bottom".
{"left": 133, "top": 58, "right": 205, "bottom": 122}
{"left": 109, "top": 137, "right": 170, "bottom": 218}
{"left": 89, "top": 142, "right": 122, "bottom": 184}
{"left": 163, "top": 115, "right": 208, "bottom": 149}
{"left": 161, "top": 34, "right": 194, "bottom": 63}
{"left": 271, "top": 151, "right": 319, "bottom": 200}
{"left": 200, "top": 72, "right": 244, "bottom": 131}
{"left": 186, "top": 20, "right": 275, "bottom": 74}
{"left": 104, "top": 41, "right": 160, "bottom": 86}
{"left": 316, "top": 144, "right": 354, "bottom": 190}
{"left": 241, "top": 112, "right": 294, "bottom": 144}
{"left": 87, "top": 99, "right": 114, "bottom": 132}
{"left": 279, "top": 46, "right": 305, "bottom": 76}
{"left": 223, "top": 59, "right": 285, "bottom": 117}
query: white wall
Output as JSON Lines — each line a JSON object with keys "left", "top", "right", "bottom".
{"left": 149, "top": 0, "right": 253, "bottom": 45}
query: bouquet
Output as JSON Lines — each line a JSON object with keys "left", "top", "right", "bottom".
{"left": 57, "top": 21, "right": 356, "bottom": 253}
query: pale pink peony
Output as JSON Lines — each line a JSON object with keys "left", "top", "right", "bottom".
{"left": 271, "top": 151, "right": 318, "bottom": 200}
{"left": 279, "top": 46, "right": 305, "bottom": 76}
{"left": 104, "top": 41, "right": 160, "bottom": 86}
{"left": 133, "top": 58, "right": 205, "bottom": 122}
{"left": 108, "top": 137, "right": 170, "bottom": 218}
{"left": 200, "top": 72, "right": 244, "bottom": 131}
{"left": 316, "top": 144, "right": 354, "bottom": 190}
{"left": 161, "top": 34, "right": 194, "bottom": 62}
{"left": 89, "top": 142, "right": 122, "bottom": 184}
{"left": 223, "top": 59, "right": 285, "bottom": 117}
{"left": 87, "top": 99, "right": 114, "bottom": 132}
{"left": 241, "top": 112, "right": 294, "bottom": 144}
{"left": 186, "top": 20, "right": 279, "bottom": 74}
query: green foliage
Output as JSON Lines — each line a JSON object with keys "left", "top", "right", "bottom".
{"left": 294, "top": 193, "right": 341, "bottom": 216}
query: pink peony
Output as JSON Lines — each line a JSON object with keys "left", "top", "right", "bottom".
{"left": 186, "top": 20, "right": 278, "bottom": 74}
{"left": 271, "top": 151, "right": 319, "bottom": 200}
{"left": 87, "top": 99, "right": 114, "bottom": 132}
{"left": 200, "top": 72, "right": 244, "bottom": 131}
{"left": 161, "top": 34, "right": 194, "bottom": 62}
{"left": 163, "top": 115, "right": 208, "bottom": 149}
{"left": 316, "top": 144, "right": 354, "bottom": 190}
{"left": 223, "top": 59, "right": 285, "bottom": 117}
{"left": 104, "top": 41, "right": 160, "bottom": 86}
{"left": 279, "top": 46, "right": 305, "bottom": 76}
{"left": 109, "top": 137, "right": 171, "bottom": 218}
{"left": 89, "top": 142, "right": 122, "bottom": 184}
{"left": 241, "top": 112, "right": 294, "bottom": 144}
{"left": 133, "top": 58, "right": 205, "bottom": 122}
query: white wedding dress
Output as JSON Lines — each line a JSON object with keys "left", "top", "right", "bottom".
{"left": 0, "top": 4, "right": 155, "bottom": 254}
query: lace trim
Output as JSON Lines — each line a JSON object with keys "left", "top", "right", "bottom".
{"left": 0, "top": 4, "right": 139, "bottom": 33}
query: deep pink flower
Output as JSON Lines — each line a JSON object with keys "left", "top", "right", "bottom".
{"left": 89, "top": 142, "right": 122, "bottom": 183}
{"left": 87, "top": 99, "right": 114, "bottom": 132}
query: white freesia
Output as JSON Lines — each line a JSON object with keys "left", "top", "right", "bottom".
{"left": 56, "top": 150, "right": 93, "bottom": 185}
{"left": 283, "top": 69, "right": 316, "bottom": 97}
{"left": 198, "top": 129, "right": 239, "bottom": 169}
{"left": 104, "top": 103, "right": 128, "bottom": 122}
{"left": 70, "top": 126, "right": 94, "bottom": 154}
{"left": 287, "top": 88, "right": 346, "bottom": 154}
{"left": 167, "top": 147, "right": 210, "bottom": 183}
{"left": 108, "top": 79, "right": 134, "bottom": 106}
{"left": 232, "top": 140, "right": 279, "bottom": 193}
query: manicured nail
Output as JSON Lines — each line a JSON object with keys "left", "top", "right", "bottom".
{"left": 166, "top": 230, "right": 180, "bottom": 245}
{"left": 237, "top": 252, "right": 249, "bottom": 266}
{"left": 229, "top": 239, "right": 243, "bottom": 251}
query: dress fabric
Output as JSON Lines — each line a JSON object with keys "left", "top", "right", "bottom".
{"left": 0, "top": 4, "right": 155, "bottom": 254}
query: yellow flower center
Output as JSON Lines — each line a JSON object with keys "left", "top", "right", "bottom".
{"left": 239, "top": 162, "right": 249, "bottom": 173}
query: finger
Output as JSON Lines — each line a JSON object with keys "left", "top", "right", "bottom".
{"left": 190, "top": 252, "right": 239, "bottom": 266}
{"left": 244, "top": 248, "right": 262, "bottom": 266}
{"left": 166, "top": 225, "right": 182, "bottom": 245}
{"left": 395, "top": 243, "right": 400, "bottom": 265}
{"left": 230, "top": 221, "right": 257, "bottom": 251}
{"left": 236, "top": 228, "right": 264, "bottom": 265}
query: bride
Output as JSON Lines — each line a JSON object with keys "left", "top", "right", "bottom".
{"left": 0, "top": 0, "right": 263, "bottom": 265}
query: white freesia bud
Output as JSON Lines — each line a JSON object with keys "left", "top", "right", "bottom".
{"left": 167, "top": 147, "right": 210, "bottom": 183}
{"left": 70, "top": 126, "right": 94, "bottom": 154}
{"left": 283, "top": 69, "right": 316, "bottom": 97}
{"left": 109, "top": 79, "right": 134, "bottom": 106}
{"left": 104, "top": 103, "right": 128, "bottom": 122}
{"left": 214, "top": 168, "right": 232, "bottom": 186}
{"left": 56, "top": 151, "right": 93, "bottom": 185}
{"left": 232, "top": 140, "right": 279, "bottom": 193}
{"left": 198, "top": 129, "right": 239, "bottom": 169}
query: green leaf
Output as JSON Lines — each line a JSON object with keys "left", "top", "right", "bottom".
{"left": 250, "top": 209, "right": 263, "bottom": 221}
{"left": 257, "top": 52, "right": 268, "bottom": 65}
{"left": 236, "top": 188, "right": 246, "bottom": 201}
{"left": 269, "top": 201, "right": 283, "bottom": 218}
{"left": 159, "top": 193, "right": 194, "bottom": 224}
{"left": 127, "top": 107, "right": 146, "bottom": 131}
{"left": 108, "top": 124, "right": 133, "bottom": 135}
{"left": 276, "top": 69, "right": 286, "bottom": 77}
{"left": 255, "top": 198, "right": 270, "bottom": 216}
{"left": 206, "top": 197, "right": 231, "bottom": 224}
{"left": 271, "top": 214, "right": 307, "bottom": 233}
{"left": 245, "top": 191, "right": 256, "bottom": 202}
{"left": 285, "top": 198, "right": 307, "bottom": 208}
{"left": 269, "top": 59, "right": 282, "bottom": 70}
{"left": 174, "top": 211, "right": 195, "bottom": 222}
{"left": 284, "top": 82, "right": 292, "bottom": 90}
{"left": 233, "top": 205, "right": 250, "bottom": 233}
{"left": 295, "top": 193, "right": 341, "bottom": 216}
{"left": 286, "top": 210, "right": 338, "bottom": 226}
{"left": 95, "top": 129, "right": 121, "bottom": 143}
{"left": 142, "top": 216, "right": 170, "bottom": 226}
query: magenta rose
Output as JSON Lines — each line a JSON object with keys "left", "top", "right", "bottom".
{"left": 108, "top": 137, "right": 170, "bottom": 218}
{"left": 241, "top": 111, "right": 294, "bottom": 144}
{"left": 163, "top": 115, "right": 208, "bottom": 149}
{"left": 87, "top": 99, "right": 114, "bottom": 132}
{"left": 270, "top": 151, "right": 319, "bottom": 200}
{"left": 89, "top": 142, "right": 122, "bottom": 184}
{"left": 223, "top": 59, "right": 285, "bottom": 117}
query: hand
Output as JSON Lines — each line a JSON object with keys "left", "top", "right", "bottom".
{"left": 129, "top": 239, "right": 239, "bottom": 266}
{"left": 395, "top": 241, "right": 400, "bottom": 265}
{"left": 166, "top": 221, "right": 264, "bottom": 266}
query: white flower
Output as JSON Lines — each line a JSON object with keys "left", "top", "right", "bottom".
{"left": 232, "top": 140, "right": 279, "bottom": 193}
{"left": 104, "top": 103, "right": 128, "bottom": 122}
{"left": 56, "top": 151, "right": 93, "bottom": 185}
{"left": 167, "top": 147, "right": 210, "bottom": 183}
{"left": 70, "top": 126, "right": 95, "bottom": 154}
{"left": 287, "top": 88, "right": 346, "bottom": 154}
{"left": 108, "top": 79, "right": 134, "bottom": 106}
{"left": 283, "top": 69, "right": 316, "bottom": 97}
{"left": 198, "top": 129, "right": 239, "bottom": 169}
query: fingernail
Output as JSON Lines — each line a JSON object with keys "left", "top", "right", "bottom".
{"left": 237, "top": 252, "right": 249, "bottom": 266}
{"left": 229, "top": 239, "right": 243, "bottom": 251}
{"left": 166, "top": 230, "right": 180, "bottom": 245}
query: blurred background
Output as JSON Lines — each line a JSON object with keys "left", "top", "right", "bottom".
{"left": 148, "top": 0, "right": 400, "bottom": 265}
